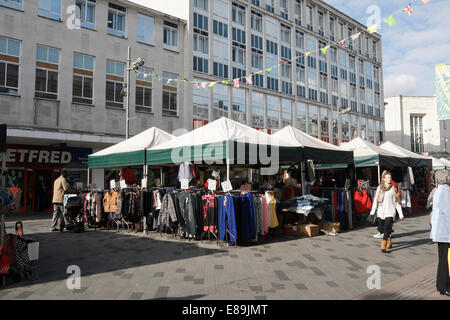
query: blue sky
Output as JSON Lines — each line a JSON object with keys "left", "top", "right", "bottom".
{"left": 324, "top": 0, "right": 450, "bottom": 97}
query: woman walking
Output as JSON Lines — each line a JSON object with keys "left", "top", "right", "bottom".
{"left": 369, "top": 170, "right": 404, "bottom": 253}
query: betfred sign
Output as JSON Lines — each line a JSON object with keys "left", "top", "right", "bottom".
{"left": 0, "top": 144, "right": 92, "bottom": 168}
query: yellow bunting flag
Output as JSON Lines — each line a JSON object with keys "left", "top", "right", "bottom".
{"left": 368, "top": 24, "right": 377, "bottom": 34}
{"left": 320, "top": 46, "right": 329, "bottom": 55}
{"left": 305, "top": 51, "right": 312, "bottom": 57}
{"left": 384, "top": 15, "right": 396, "bottom": 27}
{"left": 208, "top": 82, "right": 217, "bottom": 87}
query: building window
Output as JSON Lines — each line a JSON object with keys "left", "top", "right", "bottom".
{"left": 410, "top": 115, "right": 424, "bottom": 153}
{"left": 280, "top": 25, "right": 291, "bottom": 44}
{"left": 309, "top": 105, "right": 319, "bottom": 136}
{"left": 193, "top": 78, "right": 209, "bottom": 120}
{"left": 163, "top": 21, "right": 178, "bottom": 50}
{"left": 135, "top": 67, "right": 152, "bottom": 112}
{"left": 296, "top": 66, "right": 305, "bottom": 82}
{"left": 193, "top": 34, "right": 208, "bottom": 54}
{"left": 232, "top": 87, "right": 246, "bottom": 124}
{"left": 35, "top": 45, "right": 59, "bottom": 100}
{"left": 295, "top": 0, "right": 302, "bottom": 26}
{"left": 213, "top": 62, "right": 229, "bottom": 78}
{"left": 251, "top": 52, "right": 263, "bottom": 69}
{"left": 213, "top": 20, "right": 228, "bottom": 38}
{"left": 0, "top": 37, "right": 20, "bottom": 95}
{"left": 193, "top": 12, "right": 209, "bottom": 32}
{"left": 317, "top": 11, "right": 324, "bottom": 36}
{"left": 107, "top": 3, "right": 126, "bottom": 37}
{"left": 252, "top": 92, "right": 264, "bottom": 128}
{"left": 265, "top": 0, "right": 274, "bottom": 13}
{"left": 232, "top": 3, "right": 246, "bottom": 26}
{"left": 280, "top": 0, "right": 289, "bottom": 19}
{"left": 162, "top": 72, "right": 178, "bottom": 116}
{"left": 267, "top": 77, "right": 279, "bottom": 92}
{"left": 232, "top": 28, "right": 246, "bottom": 45}
{"left": 105, "top": 59, "right": 124, "bottom": 108}
{"left": 297, "top": 85, "right": 306, "bottom": 98}
{"left": 320, "top": 107, "right": 329, "bottom": 140}
{"left": 232, "top": 67, "right": 246, "bottom": 81}
{"left": 329, "top": 17, "right": 335, "bottom": 41}
{"left": 194, "top": 0, "right": 208, "bottom": 11}
{"left": 72, "top": 53, "right": 94, "bottom": 104}
{"left": 137, "top": 13, "right": 154, "bottom": 45}
{"left": 0, "top": 0, "right": 23, "bottom": 10}
{"left": 296, "top": 31, "right": 304, "bottom": 50}
{"left": 76, "top": 0, "right": 96, "bottom": 29}
{"left": 193, "top": 56, "right": 208, "bottom": 74}
{"left": 232, "top": 46, "right": 246, "bottom": 65}
{"left": 213, "top": 84, "right": 229, "bottom": 120}
{"left": 267, "top": 95, "right": 280, "bottom": 129}
{"left": 251, "top": 35, "right": 263, "bottom": 51}
{"left": 251, "top": 11, "right": 263, "bottom": 32}
{"left": 306, "top": 5, "right": 313, "bottom": 31}
{"left": 38, "top": 0, "right": 61, "bottom": 21}
{"left": 266, "top": 40, "right": 278, "bottom": 55}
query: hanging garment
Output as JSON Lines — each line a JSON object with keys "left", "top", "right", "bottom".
{"left": 239, "top": 192, "right": 257, "bottom": 245}
{"left": 353, "top": 189, "right": 372, "bottom": 214}
{"left": 94, "top": 193, "right": 103, "bottom": 222}
{"left": 158, "top": 193, "right": 178, "bottom": 228}
{"left": 266, "top": 191, "right": 279, "bottom": 228}
{"left": 408, "top": 167, "right": 415, "bottom": 186}
{"left": 401, "top": 189, "right": 411, "bottom": 208}
{"left": 177, "top": 162, "right": 193, "bottom": 182}
{"left": 218, "top": 195, "right": 238, "bottom": 244}
{"left": 202, "top": 195, "right": 218, "bottom": 232}
{"left": 260, "top": 194, "right": 269, "bottom": 235}
{"left": 344, "top": 190, "right": 353, "bottom": 230}
{"left": 102, "top": 190, "right": 119, "bottom": 213}
{"left": 254, "top": 195, "right": 264, "bottom": 236}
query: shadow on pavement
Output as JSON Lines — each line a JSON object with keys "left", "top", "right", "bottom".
{"left": 1, "top": 228, "right": 227, "bottom": 290}
{"left": 151, "top": 294, "right": 206, "bottom": 300}
{"left": 388, "top": 238, "right": 434, "bottom": 252}
{"left": 392, "top": 229, "right": 430, "bottom": 239}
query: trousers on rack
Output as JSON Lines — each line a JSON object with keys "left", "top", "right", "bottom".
{"left": 218, "top": 195, "right": 237, "bottom": 244}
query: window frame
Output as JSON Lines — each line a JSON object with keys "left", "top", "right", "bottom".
{"left": 35, "top": 45, "right": 59, "bottom": 100}
{"left": 72, "top": 52, "right": 95, "bottom": 104}
{"left": 137, "top": 13, "right": 154, "bottom": 45}
{"left": 76, "top": 0, "right": 96, "bottom": 30}
{"left": 38, "top": 0, "right": 62, "bottom": 21}
{"left": 107, "top": 3, "right": 127, "bottom": 38}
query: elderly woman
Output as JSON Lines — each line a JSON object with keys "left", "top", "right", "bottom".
{"left": 430, "top": 169, "right": 450, "bottom": 296}
{"left": 370, "top": 170, "right": 404, "bottom": 253}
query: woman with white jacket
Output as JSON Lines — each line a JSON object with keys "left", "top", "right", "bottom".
{"left": 369, "top": 170, "right": 404, "bottom": 253}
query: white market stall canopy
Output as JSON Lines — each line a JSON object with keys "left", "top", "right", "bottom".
{"left": 272, "top": 126, "right": 354, "bottom": 164}
{"left": 340, "top": 137, "right": 408, "bottom": 167}
{"left": 145, "top": 117, "right": 299, "bottom": 166}
{"left": 379, "top": 141, "right": 432, "bottom": 167}
{"left": 88, "top": 127, "right": 175, "bottom": 168}
{"left": 430, "top": 156, "right": 447, "bottom": 169}
{"left": 439, "top": 157, "right": 450, "bottom": 168}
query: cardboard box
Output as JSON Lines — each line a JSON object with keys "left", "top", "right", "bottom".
{"left": 284, "top": 223, "right": 319, "bottom": 238}
{"left": 319, "top": 221, "right": 340, "bottom": 234}
{"left": 299, "top": 224, "right": 320, "bottom": 238}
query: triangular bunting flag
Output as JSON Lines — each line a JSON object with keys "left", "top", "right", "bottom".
{"left": 339, "top": 40, "right": 345, "bottom": 46}
{"left": 208, "top": 82, "right": 216, "bottom": 87}
{"left": 351, "top": 32, "right": 361, "bottom": 40}
{"left": 367, "top": 24, "right": 377, "bottom": 34}
{"left": 253, "top": 71, "right": 262, "bottom": 75}
{"left": 153, "top": 74, "right": 158, "bottom": 78}
{"left": 143, "top": 74, "right": 148, "bottom": 78}
{"left": 222, "top": 80, "right": 229, "bottom": 85}
{"left": 234, "top": 79, "right": 240, "bottom": 88}
{"left": 320, "top": 46, "right": 329, "bottom": 55}
{"left": 305, "top": 51, "right": 311, "bottom": 57}
{"left": 404, "top": 5, "right": 413, "bottom": 16}
{"left": 422, "top": 0, "right": 430, "bottom": 4}
{"left": 384, "top": 15, "right": 396, "bottom": 27}
{"left": 245, "top": 75, "right": 253, "bottom": 85}
{"left": 201, "top": 82, "right": 208, "bottom": 88}
{"left": 182, "top": 77, "right": 189, "bottom": 81}
{"left": 266, "top": 67, "right": 273, "bottom": 72}
{"left": 194, "top": 82, "right": 200, "bottom": 88}
{"left": 174, "top": 79, "right": 179, "bottom": 82}
{"left": 167, "top": 79, "right": 173, "bottom": 85}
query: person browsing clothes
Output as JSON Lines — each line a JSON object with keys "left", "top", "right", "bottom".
{"left": 50, "top": 171, "right": 70, "bottom": 232}
{"left": 370, "top": 170, "right": 404, "bottom": 253}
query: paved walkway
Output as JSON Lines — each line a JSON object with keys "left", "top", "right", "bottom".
{"left": 0, "top": 211, "right": 447, "bottom": 300}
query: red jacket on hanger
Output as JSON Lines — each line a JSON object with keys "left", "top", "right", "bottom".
{"left": 353, "top": 189, "right": 372, "bottom": 214}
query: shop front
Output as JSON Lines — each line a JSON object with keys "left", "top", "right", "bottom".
{"left": 0, "top": 144, "right": 92, "bottom": 212}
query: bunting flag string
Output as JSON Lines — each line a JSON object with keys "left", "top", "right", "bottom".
{"left": 129, "top": 1, "right": 431, "bottom": 89}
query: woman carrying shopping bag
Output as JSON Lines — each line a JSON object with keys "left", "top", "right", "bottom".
{"left": 369, "top": 170, "right": 404, "bottom": 253}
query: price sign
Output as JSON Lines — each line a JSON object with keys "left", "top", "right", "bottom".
{"left": 141, "top": 178, "right": 147, "bottom": 189}
{"left": 110, "top": 180, "right": 116, "bottom": 189}
{"left": 221, "top": 180, "right": 233, "bottom": 192}
{"left": 207, "top": 179, "right": 216, "bottom": 191}
{"left": 181, "top": 179, "right": 189, "bottom": 190}
{"left": 120, "top": 180, "right": 127, "bottom": 189}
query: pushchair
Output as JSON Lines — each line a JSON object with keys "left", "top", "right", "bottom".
{"left": 64, "top": 196, "right": 84, "bottom": 233}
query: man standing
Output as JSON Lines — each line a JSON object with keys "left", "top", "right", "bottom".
{"left": 50, "top": 171, "right": 69, "bottom": 232}
{"left": 430, "top": 170, "right": 450, "bottom": 296}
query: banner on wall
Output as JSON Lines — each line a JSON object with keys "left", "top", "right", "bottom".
{"left": 436, "top": 63, "right": 450, "bottom": 120}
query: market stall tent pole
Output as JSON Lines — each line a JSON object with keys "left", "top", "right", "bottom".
{"left": 300, "top": 161, "right": 306, "bottom": 195}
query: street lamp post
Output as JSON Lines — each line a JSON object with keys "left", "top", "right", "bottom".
{"left": 123, "top": 46, "right": 144, "bottom": 140}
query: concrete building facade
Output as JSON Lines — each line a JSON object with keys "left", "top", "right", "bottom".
{"left": 384, "top": 96, "right": 450, "bottom": 159}
{"left": 133, "top": 0, "right": 385, "bottom": 145}
{"left": 0, "top": 0, "right": 186, "bottom": 209}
